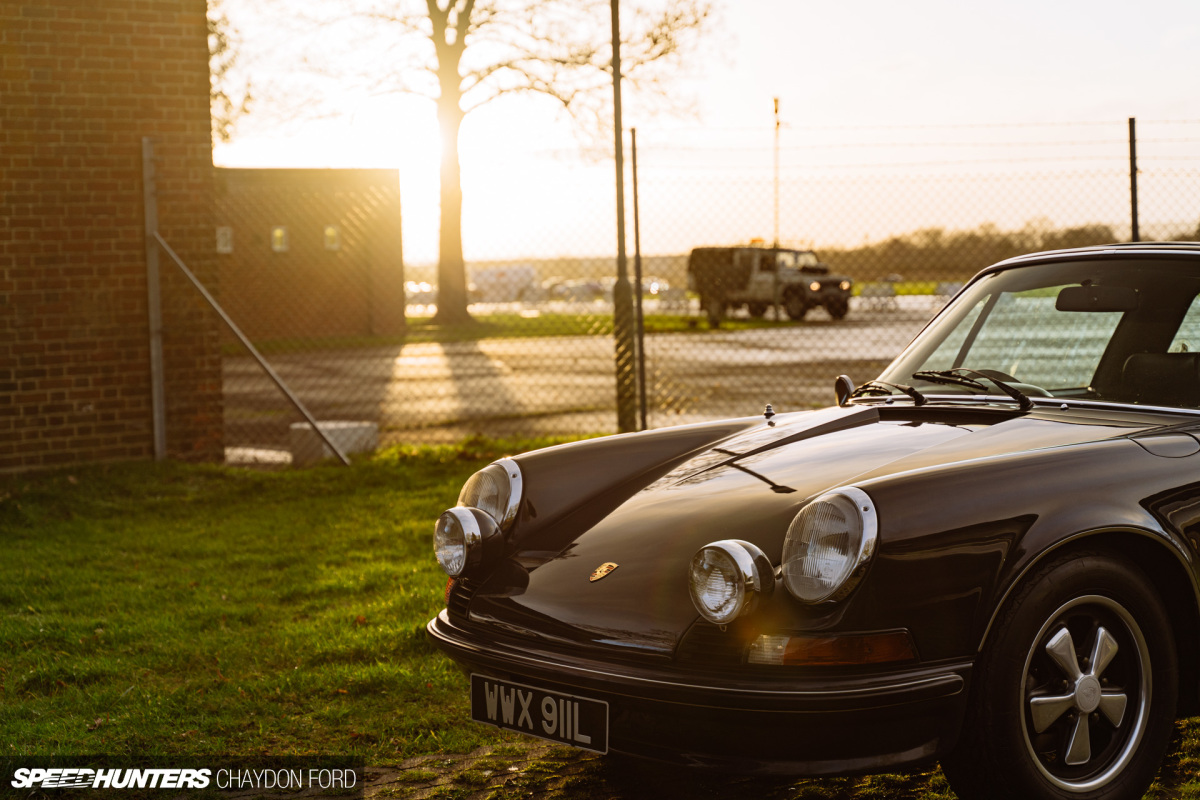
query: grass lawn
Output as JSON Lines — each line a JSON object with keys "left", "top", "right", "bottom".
{"left": 0, "top": 438, "right": 558, "bottom": 764}
{"left": 5, "top": 439, "right": 1200, "bottom": 799}
{"left": 229, "top": 313, "right": 795, "bottom": 357}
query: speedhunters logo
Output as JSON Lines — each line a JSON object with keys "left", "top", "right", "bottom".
{"left": 1, "top": 758, "right": 363, "bottom": 796}
{"left": 11, "top": 768, "right": 211, "bottom": 789}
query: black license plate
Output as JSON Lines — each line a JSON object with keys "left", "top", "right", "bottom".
{"left": 469, "top": 674, "right": 609, "bottom": 754}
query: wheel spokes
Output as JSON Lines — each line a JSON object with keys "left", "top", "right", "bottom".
{"left": 1064, "top": 712, "right": 1092, "bottom": 765}
{"left": 1089, "top": 626, "right": 1119, "bottom": 678}
{"left": 1045, "top": 628, "right": 1083, "bottom": 680}
{"left": 1033, "top": 624, "right": 1130, "bottom": 768}
{"left": 1098, "top": 691, "right": 1128, "bottom": 727}
{"left": 1030, "top": 693, "right": 1076, "bottom": 733}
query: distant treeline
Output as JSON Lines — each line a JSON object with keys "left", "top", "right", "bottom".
{"left": 422, "top": 221, "right": 1200, "bottom": 289}
{"left": 822, "top": 223, "right": 1131, "bottom": 283}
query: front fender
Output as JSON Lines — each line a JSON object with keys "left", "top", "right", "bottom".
{"left": 847, "top": 438, "right": 1200, "bottom": 663}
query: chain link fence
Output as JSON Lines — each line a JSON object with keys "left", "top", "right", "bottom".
{"left": 213, "top": 120, "right": 1200, "bottom": 464}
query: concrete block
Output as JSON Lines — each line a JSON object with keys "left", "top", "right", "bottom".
{"left": 289, "top": 420, "right": 379, "bottom": 466}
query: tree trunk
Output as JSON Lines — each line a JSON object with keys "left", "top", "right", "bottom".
{"left": 431, "top": 67, "right": 471, "bottom": 324}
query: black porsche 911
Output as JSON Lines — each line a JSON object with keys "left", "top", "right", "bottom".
{"left": 428, "top": 243, "right": 1200, "bottom": 800}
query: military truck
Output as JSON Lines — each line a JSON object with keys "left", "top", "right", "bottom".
{"left": 687, "top": 245, "right": 854, "bottom": 327}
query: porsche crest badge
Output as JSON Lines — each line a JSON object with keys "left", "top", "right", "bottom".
{"left": 589, "top": 562, "right": 619, "bottom": 582}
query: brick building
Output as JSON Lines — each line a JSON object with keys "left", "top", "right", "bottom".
{"left": 1, "top": 0, "right": 222, "bottom": 471}
{"left": 214, "top": 168, "right": 406, "bottom": 342}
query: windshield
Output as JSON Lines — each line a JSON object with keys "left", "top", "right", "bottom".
{"left": 878, "top": 257, "right": 1200, "bottom": 409}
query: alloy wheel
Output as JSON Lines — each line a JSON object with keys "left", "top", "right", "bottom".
{"left": 1019, "top": 594, "right": 1152, "bottom": 792}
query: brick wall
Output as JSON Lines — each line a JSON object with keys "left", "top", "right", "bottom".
{"left": 0, "top": 0, "right": 223, "bottom": 471}
{"left": 214, "top": 168, "right": 406, "bottom": 341}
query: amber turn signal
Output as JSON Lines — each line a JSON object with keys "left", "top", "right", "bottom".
{"left": 747, "top": 630, "right": 917, "bottom": 666}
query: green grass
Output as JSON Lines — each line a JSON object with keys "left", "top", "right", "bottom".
{"left": 7, "top": 439, "right": 1200, "bottom": 799}
{"left": 0, "top": 437, "right": 569, "bottom": 762}
{"left": 225, "top": 313, "right": 833, "bottom": 356}
{"left": 224, "top": 285, "right": 954, "bottom": 357}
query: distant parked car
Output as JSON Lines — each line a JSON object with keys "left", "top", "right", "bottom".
{"left": 542, "top": 278, "right": 606, "bottom": 303}
{"left": 470, "top": 265, "right": 539, "bottom": 303}
{"left": 428, "top": 243, "right": 1200, "bottom": 800}
{"left": 641, "top": 276, "right": 669, "bottom": 296}
{"left": 404, "top": 280, "right": 437, "bottom": 306}
{"left": 687, "top": 245, "right": 853, "bottom": 326}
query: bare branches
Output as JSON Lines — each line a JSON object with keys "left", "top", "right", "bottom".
{"left": 208, "top": 0, "right": 252, "bottom": 144}
{"left": 457, "top": 0, "right": 711, "bottom": 114}
{"left": 235, "top": 0, "right": 712, "bottom": 137}
{"left": 223, "top": 0, "right": 714, "bottom": 320}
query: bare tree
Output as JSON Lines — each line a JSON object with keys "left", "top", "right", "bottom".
{"left": 261, "top": 0, "right": 712, "bottom": 324}
{"left": 208, "top": 0, "right": 252, "bottom": 145}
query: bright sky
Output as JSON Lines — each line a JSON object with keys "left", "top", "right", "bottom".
{"left": 214, "top": 0, "right": 1200, "bottom": 266}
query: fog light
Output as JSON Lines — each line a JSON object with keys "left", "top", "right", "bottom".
{"left": 747, "top": 630, "right": 916, "bottom": 666}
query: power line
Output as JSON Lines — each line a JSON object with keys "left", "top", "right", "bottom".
{"left": 641, "top": 155, "right": 1134, "bottom": 170}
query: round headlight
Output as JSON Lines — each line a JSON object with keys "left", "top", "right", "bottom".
{"left": 433, "top": 507, "right": 499, "bottom": 577}
{"left": 688, "top": 540, "right": 775, "bottom": 625}
{"left": 458, "top": 457, "right": 522, "bottom": 530}
{"left": 434, "top": 509, "right": 473, "bottom": 577}
{"left": 781, "top": 487, "right": 877, "bottom": 604}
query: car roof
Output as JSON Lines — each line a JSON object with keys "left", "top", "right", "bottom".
{"left": 982, "top": 242, "right": 1200, "bottom": 275}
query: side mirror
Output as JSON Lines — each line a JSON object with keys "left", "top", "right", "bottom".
{"left": 834, "top": 375, "right": 855, "bottom": 407}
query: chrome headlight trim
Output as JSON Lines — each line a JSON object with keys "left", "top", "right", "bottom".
{"left": 688, "top": 539, "right": 776, "bottom": 625}
{"left": 434, "top": 507, "right": 500, "bottom": 577}
{"left": 457, "top": 457, "right": 523, "bottom": 531}
{"left": 781, "top": 486, "right": 878, "bottom": 604}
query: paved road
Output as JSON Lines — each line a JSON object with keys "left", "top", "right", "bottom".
{"left": 223, "top": 299, "right": 937, "bottom": 458}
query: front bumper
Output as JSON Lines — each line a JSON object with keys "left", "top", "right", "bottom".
{"left": 426, "top": 610, "right": 971, "bottom": 775}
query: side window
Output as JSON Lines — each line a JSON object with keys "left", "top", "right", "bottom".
{"left": 1169, "top": 294, "right": 1200, "bottom": 353}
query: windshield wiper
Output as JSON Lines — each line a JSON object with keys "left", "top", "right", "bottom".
{"left": 913, "top": 370, "right": 988, "bottom": 392}
{"left": 850, "top": 380, "right": 927, "bottom": 406}
{"left": 913, "top": 368, "right": 1033, "bottom": 412}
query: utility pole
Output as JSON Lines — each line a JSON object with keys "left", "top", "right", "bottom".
{"left": 773, "top": 97, "right": 781, "bottom": 249}
{"left": 1129, "top": 117, "right": 1140, "bottom": 243}
{"left": 610, "top": 0, "right": 638, "bottom": 432}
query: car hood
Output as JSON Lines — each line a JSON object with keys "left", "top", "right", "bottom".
{"left": 467, "top": 402, "right": 1170, "bottom": 656}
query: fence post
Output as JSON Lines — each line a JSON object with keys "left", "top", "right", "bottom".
{"left": 631, "top": 127, "right": 648, "bottom": 431}
{"left": 1129, "top": 117, "right": 1139, "bottom": 242}
{"left": 141, "top": 138, "right": 167, "bottom": 461}
{"left": 610, "top": 0, "right": 638, "bottom": 433}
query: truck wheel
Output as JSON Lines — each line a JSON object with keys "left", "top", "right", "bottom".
{"left": 941, "top": 551, "right": 1177, "bottom": 800}
{"left": 703, "top": 296, "right": 724, "bottom": 328}
{"left": 824, "top": 298, "right": 849, "bottom": 320}
{"left": 746, "top": 303, "right": 767, "bottom": 318}
{"left": 784, "top": 293, "right": 807, "bottom": 321}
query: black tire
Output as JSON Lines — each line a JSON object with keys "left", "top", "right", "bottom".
{"left": 824, "top": 297, "right": 849, "bottom": 320}
{"left": 783, "top": 293, "right": 807, "bottom": 321}
{"left": 942, "top": 551, "right": 1177, "bottom": 800}
{"left": 701, "top": 295, "right": 723, "bottom": 328}
{"left": 746, "top": 302, "right": 767, "bottom": 318}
